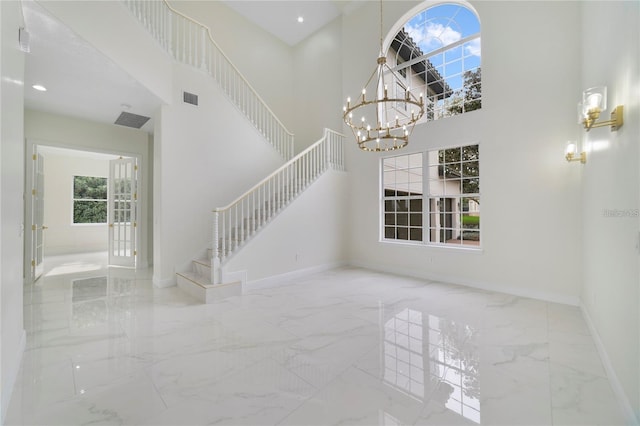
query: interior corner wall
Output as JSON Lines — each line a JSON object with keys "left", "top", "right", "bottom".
{"left": 344, "top": 1, "right": 583, "bottom": 304}
{"left": 580, "top": 1, "right": 640, "bottom": 422}
{"left": 24, "top": 110, "right": 153, "bottom": 269}
{"left": 152, "top": 62, "right": 284, "bottom": 287}
{"left": 168, "top": 1, "right": 295, "bottom": 135}
{"left": 0, "top": 1, "right": 25, "bottom": 421}
{"left": 42, "top": 154, "right": 110, "bottom": 256}
{"left": 292, "top": 17, "right": 344, "bottom": 153}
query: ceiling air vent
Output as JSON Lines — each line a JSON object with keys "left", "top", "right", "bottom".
{"left": 183, "top": 91, "right": 198, "bottom": 106}
{"left": 114, "top": 111, "right": 151, "bottom": 129}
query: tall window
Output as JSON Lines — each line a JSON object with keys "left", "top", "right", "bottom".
{"left": 387, "top": 3, "right": 481, "bottom": 121}
{"left": 73, "top": 176, "right": 108, "bottom": 224}
{"left": 427, "top": 145, "right": 479, "bottom": 246}
{"left": 383, "top": 153, "right": 423, "bottom": 242}
{"left": 382, "top": 144, "right": 480, "bottom": 247}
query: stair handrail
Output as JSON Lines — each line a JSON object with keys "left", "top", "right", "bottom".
{"left": 211, "top": 129, "right": 345, "bottom": 282}
{"left": 214, "top": 129, "right": 344, "bottom": 213}
{"left": 123, "top": 0, "right": 294, "bottom": 159}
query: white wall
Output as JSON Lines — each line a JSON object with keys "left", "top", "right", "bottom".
{"left": 24, "top": 110, "right": 153, "bottom": 269}
{"left": 226, "top": 170, "right": 348, "bottom": 282}
{"left": 344, "top": 1, "right": 583, "bottom": 304}
{"left": 0, "top": 1, "right": 26, "bottom": 421}
{"left": 42, "top": 154, "right": 110, "bottom": 255}
{"left": 580, "top": 1, "right": 640, "bottom": 422}
{"left": 168, "top": 0, "right": 295, "bottom": 135}
{"left": 292, "top": 17, "right": 344, "bottom": 152}
{"left": 152, "top": 62, "right": 284, "bottom": 287}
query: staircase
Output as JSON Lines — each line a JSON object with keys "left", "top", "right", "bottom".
{"left": 123, "top": 0, "right": 294, "bottom": 160}
{"left": 177, "top": 129, "right": 345, "bottom": 302}
{"left": 124, "top": 1, "right": 346, "bottom": 302}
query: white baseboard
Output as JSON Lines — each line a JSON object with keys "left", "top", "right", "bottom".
{"left": 222, "top": 269, "right": 247, "bottom": 288}
{"left": 349, "top": 260, "right": 580, "bottom": 306}
{"left": 2, "top": 329, "right": 26, "bottom": 424}
{"left": 245, "top": 261, "right": 346, "bottom": 291}
{"left": 580, "top": 302, "right": 639, "bottom": 425}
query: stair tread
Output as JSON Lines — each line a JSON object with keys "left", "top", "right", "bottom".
{"left": 177, "top": 270, "right": 212, "bottom": 288}
{"left": 193, "top": 257, "right": 211, "bottom": 267}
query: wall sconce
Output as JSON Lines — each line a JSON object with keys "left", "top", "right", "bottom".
{"left": 565, "top": 141, "right": 586, "bottom": 164}
{"left": 578, "top": 86, "right": 623, "bottom": 131}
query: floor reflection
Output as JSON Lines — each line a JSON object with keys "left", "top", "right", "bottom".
{"left": 383, "top": 307, "right": 480, "bottom": 423}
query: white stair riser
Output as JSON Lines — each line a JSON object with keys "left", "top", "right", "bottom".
{"left": 193, "top": 261, "right": 210, "bottom": 278}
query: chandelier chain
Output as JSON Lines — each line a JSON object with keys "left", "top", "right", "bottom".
{"left": 342, "top": 0, "right": 425, "bottom": 152}
{"left": 379, "top": 0, "right": 383, "bottom": 53}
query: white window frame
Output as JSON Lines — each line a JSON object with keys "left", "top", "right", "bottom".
{"left": 380, "top": 143, "right": 481, "bottom": 250}
{"left": 387, "top": 3, "right": 481, "bottom": 123}
{"left": 72, "top": 175, "right": 108, "bottom": 226}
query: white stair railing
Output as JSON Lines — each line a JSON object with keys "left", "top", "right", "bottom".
{"left": 211, "top": 129, "right": 345, "bottom": 283}
{"left": 123, "top": 0, "right": 294, "bottom": 160}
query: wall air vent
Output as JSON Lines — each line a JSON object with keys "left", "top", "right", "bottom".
{"left": 183, "top": 91, "right": 198, "bottom": 106}
{"left": 114, "top": 111, "right": 151, "bottom": 129}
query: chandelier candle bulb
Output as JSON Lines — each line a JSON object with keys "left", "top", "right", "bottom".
{"left": 341, "top": 0, "right": 425, "bottom": 152}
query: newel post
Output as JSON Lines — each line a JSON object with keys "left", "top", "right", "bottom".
{"left": 212, "top": 210, "right": 221, "bottom": 284}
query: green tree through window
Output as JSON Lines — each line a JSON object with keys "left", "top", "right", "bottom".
{"left": 73, "top": 176, "right": 108, "bottom": 224}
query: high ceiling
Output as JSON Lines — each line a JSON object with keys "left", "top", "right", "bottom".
{"left": 21, "top": 1, "right": 356, "bottom": 133}
{"left": 22, "top": 0, "right": 161, "bottom": 133}
{"left": 222, "top": 1, "right": 359, "bottom": 46}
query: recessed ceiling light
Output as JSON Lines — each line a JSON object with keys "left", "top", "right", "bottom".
{"left": 297, "top": 16, "right": 304, "bottom": 23}
{"left": 32, "top": 84, "right": 47, "bottom": 92}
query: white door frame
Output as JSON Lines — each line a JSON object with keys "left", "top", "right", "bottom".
{"left": 108, "top": 156, "right": 139, "bottom": 267}
{"left": 24, "top": 139, "right": 145, "bottom": 282}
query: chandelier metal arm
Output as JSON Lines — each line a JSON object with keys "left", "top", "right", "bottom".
{"left": 342, "top": 0, "right": 425, "bottom": 152}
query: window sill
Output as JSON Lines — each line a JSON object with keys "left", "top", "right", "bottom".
{"left": 379, "top": 239, "right": 483, "bottom": 254}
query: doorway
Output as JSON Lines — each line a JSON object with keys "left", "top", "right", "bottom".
{"left": 25, "top": 145, "right": 141, "bottom": 283}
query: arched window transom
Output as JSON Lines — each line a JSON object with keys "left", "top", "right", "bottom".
{"left": 387, "top": 3, "right": 481, "bottom": 122}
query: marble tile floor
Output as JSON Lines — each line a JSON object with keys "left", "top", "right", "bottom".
{"left": 5, "top": 254, "right": 629, "bottom": 425}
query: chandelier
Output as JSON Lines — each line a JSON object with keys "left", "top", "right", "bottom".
{"left": 343, "top": 0, "right": 425, "bottom": 152}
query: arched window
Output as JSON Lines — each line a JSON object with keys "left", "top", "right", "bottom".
{"left": 387, "top": 3, "right": 481, "bottom": 121}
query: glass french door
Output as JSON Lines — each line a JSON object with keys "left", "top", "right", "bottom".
{"left": 31, "top": 149, "right": 46, "bottom": 281}
{"left": 108, "top": 157, "right": 138, "bottom": 267}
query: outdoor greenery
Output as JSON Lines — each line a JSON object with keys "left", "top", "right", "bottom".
{"left": 462, "top": 215, "right": 480, "bottom": 226}
{"left": 73, "top": 176, "right": 107, "bottom": 224}
{"left": 438, "top": 145, "right": 480, "bottom": 195}
{"left": 446, "top": 67, "right": 482, "bottom": 116}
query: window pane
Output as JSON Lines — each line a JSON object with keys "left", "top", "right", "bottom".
{"left": 462, "top": 145, "right": 479, "bottom": 161}
{"left": 409, "top": 199, "right": 422, "bottom": 212}
{"left": 397, "top": 228, "right": 409, "bottom": 240}
{"left": 73, "top": 176, "right": 107, "bottom": 200}
{"left": 462, "top": 161, "right": 479, "bottom": 177}
{"left": 73, "top": 200, "right": 107, "bottom": 224}
{"left": 385, "top": 214, "right": 395, "bottom": 225}
{"left": 440, "top": 148, "right": 461, "bottom": 164}
{"left": 410, "top": 214, "right": 422, "bottom": 226}
{"left": 462, "top": 178, "right": 479, "bottom": 194}
{"left": 410, "top": 228, "right": 422, "bottom": 241}
{"left": 385, "top": 227, "right": 395, "bottom": 239}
